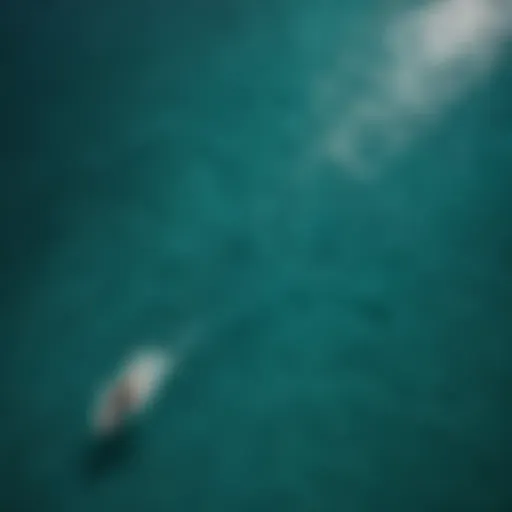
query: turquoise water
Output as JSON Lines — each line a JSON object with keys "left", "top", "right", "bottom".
{"left": 1, "top": 1, "right": 511, "bottom": 510}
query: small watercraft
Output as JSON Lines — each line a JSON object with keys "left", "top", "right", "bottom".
{"left": 90, "top": 347, "right": 174, "bottom": 436}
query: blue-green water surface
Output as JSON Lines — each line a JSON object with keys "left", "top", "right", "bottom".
{"left": 1, "top": 1, "right": 511, "bottom": 511}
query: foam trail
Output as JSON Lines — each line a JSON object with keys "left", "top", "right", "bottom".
{"left": 320, "top": 0, "right": 510, "bottom": 175}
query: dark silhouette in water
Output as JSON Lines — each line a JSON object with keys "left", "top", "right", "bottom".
{"left": 80, "top": 423, "right": 139, "bottom": 481}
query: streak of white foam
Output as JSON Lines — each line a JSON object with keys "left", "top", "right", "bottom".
{"left": 125, "top": 347, "right": 174, "bottom": 411}
{"left": 320, "top": 0, "right": 510, "bottom": 176}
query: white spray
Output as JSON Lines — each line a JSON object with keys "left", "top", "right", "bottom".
{"left": 89, "top": 321, "right": 209, "bottom": 437}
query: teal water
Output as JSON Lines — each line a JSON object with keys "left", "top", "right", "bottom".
{"left": 1, "top": 1, "right": 511, "bottom": 511}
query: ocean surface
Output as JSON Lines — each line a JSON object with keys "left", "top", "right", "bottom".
{"left": 1, "top": 1, "right": 511, "bottom": 510}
